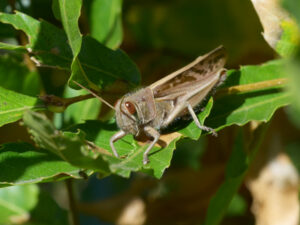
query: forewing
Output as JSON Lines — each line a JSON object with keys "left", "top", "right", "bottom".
{"left": 151, "top": 46, "right": 227, "bottom": 100}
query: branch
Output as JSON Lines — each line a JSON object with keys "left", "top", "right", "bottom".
{"left": 39, "top": 93, "right": 94, "bottom": 113}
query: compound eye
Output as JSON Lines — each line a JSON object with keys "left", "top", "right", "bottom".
{"left": 125, "top": 101, "right": 136, "bottom": 114}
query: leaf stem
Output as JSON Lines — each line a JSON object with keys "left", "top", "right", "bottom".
{"left": 216, "top": 78, "right": 288, "bottom": 98}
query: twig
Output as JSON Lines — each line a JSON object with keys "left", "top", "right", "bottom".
{"left": 216, "top": 78, "right": 288, "bottom": 98}
{"left": 64, "top": 93, "right": 95, "bottom": 106}
{"left": 39, "top": 93, "right": 94, "bottom": 112}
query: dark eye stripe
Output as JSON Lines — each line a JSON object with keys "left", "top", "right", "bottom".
{"left": 125, "top": 101, "right": 136, "bottom": 114}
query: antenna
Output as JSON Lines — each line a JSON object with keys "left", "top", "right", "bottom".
{"left": 72, "top": 80, "right": 115, "bottom": 110}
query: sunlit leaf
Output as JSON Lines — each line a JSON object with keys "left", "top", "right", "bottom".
{"left": 68, "top": 36, "right": 140, "bottom": 90}
{"left": 276, "top": 20, "right": 300, "bottom": 56}
{"left": 0, "top": 11, "right": 73, "bottom": 69}
{"left": 207, "top": 60, "right": 291, "bottom": 130}
{"left": 85, "top": 0, "right": 123, "bottom": 49}
{"left": 57, "top": 0, "right": 82, "bottom": 57}
{"left": 0, "top": 86, "right": 45, "bottom": 127}
{"left": 0, "top": 184, "right": 38, "bottom": 224}
{"left": 0, "top": 142, "right": 83, "bottom": 187}
{"left": 0, "top": 11, "right": 140, "bottom": 89}
{"left": 23, "top": 111, "right": 111, "bottom": 175}
{"left": 68, "top": 120, "right": 182, "bottom": 178}
{"left": 23, "top": 110, "right": 211, "bottom": 179}
{"left": 0, "top": 42, "right": 26, "bottom": 52}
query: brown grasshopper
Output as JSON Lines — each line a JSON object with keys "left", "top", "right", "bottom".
{"left": 74, "top": 46, "right": 227, "bottom": 164}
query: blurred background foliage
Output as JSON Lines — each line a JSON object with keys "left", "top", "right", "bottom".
{"left": 0, "top": 0, "right": 299, "bottom": 225}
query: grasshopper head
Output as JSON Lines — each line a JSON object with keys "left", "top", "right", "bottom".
{"left": 115, "top": 96, "right": 140, "bottom": 135}
{"left": 115, "top": 88, "right": 157, "bottom": 136}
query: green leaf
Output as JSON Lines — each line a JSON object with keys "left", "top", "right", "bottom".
{"left": 23, "top": 111, "right": 111, "bottom": 175}
{"left": 0, "top": 42, "right": 26, "bottom": 52}
{"left": 58, "top": 0, "right": 82, "bottom": 57}
{"left": 0, "top": 86, "right": 45, "bottom": 127}
{"left": 51, "top": 0, "right": 61, "bottom": 21}
{"left": 22, "top": 71, "right": 42, "bottom": 97}
{"left": 0, "top": 142, "right": 83, "bottom": 187}
{"left": 276, "top": 20, "right": 300, "bottom": 57}
{"left": 226, "top": 194, "right": 247, "bottom": 216}
{"left": 207, "top": 59, "right": 291, "bottom": 130}
{"left": 57, "top": 0, "right": 93, "bottom": 92}
{"left": 0, "top": 184, "right": 69, "bottom": 225}
{"left": 57, "top": 0, "right": 87, "bottom": 91}
{"left": 0, "top": 11, "right": 140, "bottom": 89}
{"left": 204, "top": 130, "right": 246, "bottom": 225}
{"left": 68, "top": 36, "right": 141, "bottom": 89}
{"left": 61, "top": 86, "right": 101, "bottom": 125}
{"left": 0, "top": 55, "right": 41, "bottom": 96}
{"left": 86, "top": 0, "right": 123, "bottom": 49}
{"left": 24, "top": 110, "right": 192, "bottom": 178}
{"left": 0, "top": 11, "right": 73, "bottom": 69}
{"left": 0, "top": 184, "right": 38, "bottom": 224}
{"left": 67, "top": 99, "right": 212, "bottom": 178}
{"left": 68, "top": 120, "right": 181, "bottom": 178}
{"left": 281, "top": 0, "right": 300, "bottom": 127}
{"left": 26, "top": 109, "right": 180, "bottom": 178}
{"left": 285, "top": 58, "right": 300, "bottom": 128}
{"left": 204, "top": 125, "right": 267, "bottom": 225}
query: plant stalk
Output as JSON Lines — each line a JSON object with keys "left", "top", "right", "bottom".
{"left": 66, "top": 179, "right": 80, "bottom": 225}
